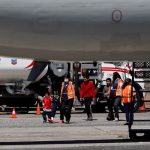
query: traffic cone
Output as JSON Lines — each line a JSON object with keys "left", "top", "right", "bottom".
{"left": 36, "top": 102, "right": 41, "bottom": 115}
{"left": 11, "top": 108, "right": 17, "bottom": 118}
{"left": 139, "top": 98, "right": 146, "bottom": 111}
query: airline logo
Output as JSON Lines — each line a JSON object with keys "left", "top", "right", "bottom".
{"left": 11, "top": 58, "right": 17, "bottom": 65}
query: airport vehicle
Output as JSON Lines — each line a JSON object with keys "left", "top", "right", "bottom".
{"left": 0, "top": 56, "right": 71, "bottom": 112}
{"left": 76, "top": 61, "right": 145, "bottom": 112}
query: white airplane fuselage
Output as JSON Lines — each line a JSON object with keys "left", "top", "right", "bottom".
{"left": 0, "top": 0, "right": 150, "bottom": 61}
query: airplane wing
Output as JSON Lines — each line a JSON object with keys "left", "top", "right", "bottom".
{"left": 0, "top": 0, "right": 149, "bottom": 61}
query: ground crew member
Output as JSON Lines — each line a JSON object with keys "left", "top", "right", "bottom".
{"left": 80, "top": 74, "right": 96, "bottom": 121}
{"left": 122, "top": 78, "right": 134, "bottom": 125}
{"left": 103, "top": 78, "right": 114, "bottom": 121}
{"left": 59, "top": 75, "right": 75, "bottom": 124}
{"left": 42, "top": 92, "right": 53, "bottom": 123}
{"left": 111, "top": 72, "right": 124, "bottom": 121}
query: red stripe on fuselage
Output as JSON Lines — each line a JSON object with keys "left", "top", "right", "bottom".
{"left": 101, "top": 67, "right": 130, "bottom": 74}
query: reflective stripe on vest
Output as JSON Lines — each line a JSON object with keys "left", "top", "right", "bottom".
{"left": 122, "top": 85, "right": 132, "bottom": 103}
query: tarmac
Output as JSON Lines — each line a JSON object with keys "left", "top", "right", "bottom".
{"left": 0, "top": 110, "right": 150, "bottom": 149}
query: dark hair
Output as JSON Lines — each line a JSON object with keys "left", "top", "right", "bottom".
{"left": 106, "top": 78, "right": 111, "bottom": 82}
{"left": 122, "top": 78, "right": 132, "bottom": 89}
{"left": 113, "top": 72, "right": 121, "bottom": 81}
{"left": 84, "top": 74, "right": 89, "bottom": 79}
{"left": 64, "top": 73, "right": 70, "bottom": 79}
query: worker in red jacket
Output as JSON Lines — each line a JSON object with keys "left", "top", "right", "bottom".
{"left": 80, "top": 74, "right": 96, "bottom": 121}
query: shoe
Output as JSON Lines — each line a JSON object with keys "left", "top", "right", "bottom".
{"left": 114, "top": 117, "right": 119, "bottom": 121}
{"left": 124, "top": 122, "right": 129, "bottom": 125}
{"left": 58, "top": 120, "right": 64, "bottom": 124}
{"left": 66, "top": 120, "right": 70, "bottom": 124}
{"left": 89, "top": 118, "right": 93, "bottom": 121}
{"left": 107, "top": 117, "right": 114, "bottom": 121}
{"left": 43, "top": 120, "right": 47, "bottom": 123}
{"left": 86, "top": 118, "right": 90, "bottom": 121}
{"left": 48, "top": 119, "right": 54, "bottom": 123}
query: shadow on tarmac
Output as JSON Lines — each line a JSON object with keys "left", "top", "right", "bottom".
{"left": 0, "top": 139, "right": 150, "bottom": 146}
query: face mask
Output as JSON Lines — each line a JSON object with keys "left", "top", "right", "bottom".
{"left": 64, "top": 79, "right": 69, "bottom": 83}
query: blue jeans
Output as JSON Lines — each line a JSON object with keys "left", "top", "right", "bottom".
{"left": 114, "top": 96, "right": 121, "bottom": 119}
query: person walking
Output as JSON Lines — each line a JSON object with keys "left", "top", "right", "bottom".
{"left": 59, "top": 75, "right": 75, "bottom": 124}
{"left": 42, "top": 92, "right": 53, "bottom": 123}
{"left": 111, "top": 72, "right": 124, "bottom": 121}
{"left": 122, "top": 78, "right": 134, "bottom": 125}
{"left": 80, "top": 74, "right": 96, "bottom": 121}
{"left": 103, "top": 78, "right": 114, "bottom": 121}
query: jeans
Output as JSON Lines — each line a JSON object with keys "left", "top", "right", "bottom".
{"left": 114, "top": 96, "right": 121, "bottom": 119}
{"left": 107, "top": 98, "right": 114, "bottom": 120}
{"left": 42, "top": 111, "right": 52, "bottom": 121}
{"left": 124, "top": 103, "right": 134, "bottom": 124}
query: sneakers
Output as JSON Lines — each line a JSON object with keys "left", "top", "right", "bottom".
{"left": 66, "top": 120, "right": 70, "bottom": 124}
{"left": 124, "top": 122, "right": 129, "bottom": 125}
{"left": 48, "top": 119, "right": 54, "bottom": 123}
{"left": 58, "top": 120, "right": 64, "bottom": 124}
{"left": 114, "top": 117, "right": 119, "bottom": 121}
{"left": 43, "top": 120, "right": 47, "bottom": 123}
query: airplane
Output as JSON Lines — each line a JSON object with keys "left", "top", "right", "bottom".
{"left": 0, "top": 0, "right": 149, "bottom": 63}
{"left": 0, "top": 0, "right": 149, "bottom": 113}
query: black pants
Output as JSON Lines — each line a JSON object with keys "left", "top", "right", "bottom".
{"left": 51, "top": 101, "right": 59, "bottom": 118}
{"left": 124, "top": 103, "right": 134, "bottom": 124}
{"left": 114, "top": 96, "right": 121, "bottom": 119}
{"left": 84, "top": 97, "right": 92, "bottom": 119}
{"left": 42, "top": 111, "right": 52, "bottom": 121}
{"left": 60, "top": 99, "right": 73, "bottom": 122}
{"left": 106, "top": 98, "right": 114, "bottom": 120}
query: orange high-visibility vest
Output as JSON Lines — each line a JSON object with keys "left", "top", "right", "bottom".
{"left": 60, "top": 81, "right": 75, "bottom": 100}
{"left": 116, "top": 79, "right": 123, "bottom": 96}
{"left": 67, "top": 82, "right": 75, "bottom": 99}
{"left": 122, "top": 85, "right": 132, "bottom": 103}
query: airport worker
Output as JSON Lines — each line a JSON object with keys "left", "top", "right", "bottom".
{"left": 80, "top": 74, "right": 96, "bottom": 121}
{"left": 42, "top": 92, "right": 53, "bottom": 123}
{"left": 122, "top": 78, "right": 134, "bottom": 125}
{"left": 111, "top": 72, "right": 124, "bottom": 121}
{"left": 59, "top": 75, "right": 75, "bottom": 124}
{"left": 103, "top": 78, "right": 114, "bottom": 121}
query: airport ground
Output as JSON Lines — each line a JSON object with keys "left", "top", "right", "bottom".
{"left": 1, "top": 108, "right": 150, "bottom": 149}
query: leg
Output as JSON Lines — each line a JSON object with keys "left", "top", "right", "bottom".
{"left": 114, "top": 96, "right": 121, "bottom": 120}
{"left": 107, "top": 98, "right": 114, "bottom": 120}
{"left": 60, "top": 102, "right": 66, "bottom": 121}
{"left": 129, "top": 103, "right": 134, "bottom": 125}
{"left": 84, "top": 98, "right": 92, "bottom": 120}
{"left": 51, "top": 102, "right": 57, "bottom": 118}
{"left": 47, "top": 111, "right": 52, "bottom": 120}
{"left": 42, "top": 111, "right": 47, "bottom": 122}
{"left": 124, "top": 103, "right": 130, "bottom": 123}
{"left": 66, "top": 100, "right": 74, "bottom": 123}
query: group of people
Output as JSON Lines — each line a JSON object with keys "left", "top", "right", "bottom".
{"left": 103, "top": 72, "right": 134, "bottom": 125}
{"left": 41, "top": 74, "right": 96, "bottom": 124}
{"left": 41, "top": 71, "right": 134, "bottom": 126}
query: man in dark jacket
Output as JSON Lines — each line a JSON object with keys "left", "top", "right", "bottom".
{"left": 103, "top": 78, "right": 114, "bottom": 121}
{"left": 80, "top": 75, "right": 96, "bottom": 121}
